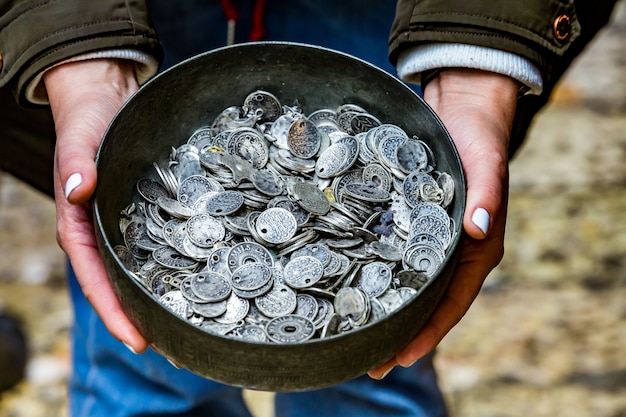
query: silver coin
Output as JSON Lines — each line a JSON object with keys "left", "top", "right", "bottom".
{"left": 294, "top": 294, "right": 319, "bottom": 321}
{"left": 403, "top": 244, "right": 444, "bottom": 277}
{"left": 137, "top": 178, "right": 170, "bottom": 203}
{"left": 202, "top": 191, "right": 245, "bottom": 216}
{"left": 230, "top": 263, "right": 272, "bottom": 291}
{"left": 250, "top": 169, "right": 284, "bottom": 196}
{"left": 265, "top": 315, "right": 316, "bottom": 344}
{"left": 283, "top": 256, "right": 324, "bottom": 289}
{"left": 186, "top": 213, "right": 226, "bottom": 248}
{"left": 180, "top": 276, "right": 210, "bottom": 304}
{"left": 362, "top": 163, "right": 392, "bottom": 191}
{"left": 287, "top": 118, "right": 321, "bottom": 159}
{"left": 356, "top": 262, "right": 393, "bottom": 298}
{"left": 343, "top": 183, "right": 391, "bottom": 203}
{"left": 187, "top": 127, "right": 214, "bottom": 151}
{"left": 395, "top": 139, "right": 428, "bottom": 173}
{"left": 156, "top": 196, "right": 193, "bottom": 219}
{"left": 207, "top": 247, "right": 231, "bottom": 276}
{"left": 152, "top": 246, "right": 198, "bottom": 270}
{"left": 227, "top": 127, "right": 269, "bottom": 169}
{"left": 402, "top": 172, "right": 438, "bottom": 208}
{"left": 190, "top": 299, "right": 229, "bottom": 318}
{"left": 350, "top": 112, "right": 381, "bottom": 134}
{"left": 255, "top": 283, "right": 298, "bottom": 318}
{"left": 315, "top": 142, "right": 349, "bottom": 178}
{"left": 377, "top": 288, "right": 404, "bottom": 314}
{"left": 227, "top": 241, "right": 274, "bottom": 272}
{"left": 177, "top": 175, "right": 219, "bottom": 208}
{"left": 243, "top": 90, "right": 282, "bottom": 123}
{"left": 291, "top": 243, "right": 331, "bottom": 266}
{"left": 214, "top": 293, "right": 250, "bottom": 324}
{"left": 377, "top": 135, "right": 406, "bottom": 170}
{"left": 159, "top": 291, "right": 190, "bottom": 318}
{"left": 334, "top": 287, "right": 369, "bottom": 324}
{"left": 190, "top": 271, "right": 232, "bottom": 302}
{"left": 267, "top": 196, "right": 310, "bottom": 226}
{"left": 254, "top": 207, "right": 298, "bottom": 244}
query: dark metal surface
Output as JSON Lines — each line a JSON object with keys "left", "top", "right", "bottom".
{"left": 93, "top": 42, "right": 466, "bottom": 391}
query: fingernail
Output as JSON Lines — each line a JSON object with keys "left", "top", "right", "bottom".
{"left": 65, "top": 173, "right": 83, "bottom": 199}
{"left": 379, "top": 366, "right": 394, "bottom": 380}
{"left": 166, "top": 358, "right": 182, "bottom": 369}
{"left": 123, "top": 342, "right": 138, "bottom": 355}
{"left": 471, "top": 208, "right": 490, "bottom": 235}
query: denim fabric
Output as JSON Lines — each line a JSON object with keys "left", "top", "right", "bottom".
{"left": 68, "top": 2, "right": 441, "bottom": 415}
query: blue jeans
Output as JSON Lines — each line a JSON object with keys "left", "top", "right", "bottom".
{"left": 68, "top": 2, "right": 441, "bottom": 415}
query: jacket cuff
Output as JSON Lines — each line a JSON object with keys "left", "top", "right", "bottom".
{"left": 0, "top": 0, "right": 162, "bottom": 106}
{"left": 24, "top": 49, "right": 159, "bottom": 105}
{"left": 396, "top": 43, "right": 544, "bottom": 96}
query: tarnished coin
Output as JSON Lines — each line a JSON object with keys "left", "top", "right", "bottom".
{"left": 315, "top": 142, "right": 349, "bottom": 178}
{"left": 287, "top": 118, "right": 321, "bottom": 159}
{"left": 289, "top": 181, "right": 330, "bottom": 215}
{"left": 403, "top": 244, "right": 444, "bottom": 277}
{"left": 265, "top": 315, "right": 316, "bottom": 344}
{"left": 137, "top": 178, "right": 170, "bottom": 203}
{"left": 201, "top": 191, "right": 245, "bottom": 216}
{"left": 243, "top": 90, "right": 282, "bottom": 123}
{"left": 230, "top": 263, "right": 272, "bottom": 291}
{"left": 291, "top": 243, "right": 331, "bottom": 267}
{"left": 334, "top": 287, "right": 369, "bottom": 325}
{"left": 283, "top": 256, "right": 324, "bottom": 289}
{"left": 152, "top": 246, "right": 198, "bottom": 270}
{"left": 343, "top": 183, "right": 391, "bottom": 203}
{"left": 356, "top": 262, "right": 393, "bottom": 297}
{"left": 396, "top": 139, "right": 428, "bottom": 173}
{"left": 402, "top": 171, "right": 438, "bottom": 208}
{"left": 190, "top": 271, "right": 232, "bottom": 303}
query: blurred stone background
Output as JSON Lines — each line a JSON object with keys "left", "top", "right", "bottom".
{"left": 0, "top": 2, "right": 624, "bottom": 415}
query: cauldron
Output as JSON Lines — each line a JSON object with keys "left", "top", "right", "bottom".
{"left": 93, "top": 42, "right": 465, "bottom": 391}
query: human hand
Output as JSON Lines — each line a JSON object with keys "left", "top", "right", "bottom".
{"left": 43, "top": 59, "right": 147, "bottom": 353}
{"left": 369, "top": 68, "right": 519, "bottom": 379}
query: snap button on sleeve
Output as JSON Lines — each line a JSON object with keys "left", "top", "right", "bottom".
{"left": 553, "top": 14, "right": 572, "bottom": 42}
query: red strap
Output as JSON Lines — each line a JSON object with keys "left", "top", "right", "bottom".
{"left": 249, "top": 0, "right": 266, "bottom": 41}
{"left": 219, "top": 0, "right": 239, "bottom": 22}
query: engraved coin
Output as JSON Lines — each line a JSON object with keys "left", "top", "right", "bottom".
{"left": 190, "top": 299, "right": 229, "bottom": 318}
{"left": 202, "top": 191, "right": 245, "bottom": 216}
{"left": 243, "top": 90, "right": 282, "bottom": 123}
{"left": 356, "top": 262, "right": 393, "bottom": 297}
{"left": 190, "top": 271, "right": 232, "bottom": 302}
{"left": 159, "top": 291, "right": 190, "bottom": 318}
{"left": 137, "top": 178, "right": 170, "bottom": 203}
{"left": 255, "top": 284, "right": 297, "bottom": 318}
{"left": 230, "top": 263, "right": 272, "bottom": 291}
{"left": 283, "top": 256, "right": 324, "bottom": 289}
{"left": 214, "top": 293, "right": 250, "bottom": 324}
{"left": 227, "top": 127, "right": 269, "bottom": 169}
{"left": 152, "top": 246, "right": 198, "bottom": 270}
{"left": 396, "top": 139, "right": 428, "bottom": 173}
{"left": 186, "top": 213, "right": 225, "bottom": 248}
{"left": 254, "top": 207, "right": 298, "bottom": 244}
{"left": 287, "top": 118, "right": 321, "bottom": 159}
{"left": 227, "top": 241, "right": 274, "bottom": 272}
{"left": 177, "top": 175, "right": 218, "bottom": 207}
{"left": 294, "top": 294, "right": 319, "bottom": 321}
{"left": 265, "top": 315, "right": 316, "bottom": 344}
{"left": 289, "top": 181, "right": 330, "bottom": 215}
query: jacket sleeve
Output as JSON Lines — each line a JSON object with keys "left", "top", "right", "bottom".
{"left": 0, "top": 0, "right": 162, "bottom": 106}
{"left": 389, "top": 0, "right": 619, "bottom": 155}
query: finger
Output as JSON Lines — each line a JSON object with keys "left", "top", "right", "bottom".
{"left": 56, "top": 197, "right": 149, "bottom": 353}
{"left": 368, "top": 357, "right": 398, "bottom": 380}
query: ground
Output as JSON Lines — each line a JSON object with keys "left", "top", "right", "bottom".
{"left": 1, "top": 3, "right": 625, "bottom": 416}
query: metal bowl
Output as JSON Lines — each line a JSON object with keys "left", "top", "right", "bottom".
{"left": 93, "top": 42, "right": 465, "bottom": 391}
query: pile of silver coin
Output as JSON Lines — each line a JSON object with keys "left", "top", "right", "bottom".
{"left": 114, "top": 90, "right": 456, "bottom": 344}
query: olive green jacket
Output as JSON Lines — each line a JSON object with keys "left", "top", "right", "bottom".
{"left": 0, "top": 0, "right": 618, "bottom": 196}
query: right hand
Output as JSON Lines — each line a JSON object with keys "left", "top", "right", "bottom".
{"left": 43, "top": 59, "right": 148, "bottom": 353}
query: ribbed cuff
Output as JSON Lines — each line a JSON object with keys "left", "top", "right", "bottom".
{"left": 397, "top": 43, "right": 544, "bottom": 95}
{"left": 25, "top": 49, "right": 159, "bottom": 105}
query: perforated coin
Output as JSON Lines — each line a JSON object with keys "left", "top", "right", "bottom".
{"left": 255, "top": 207, "right": 298, "bottom": 244}
{"left": 265, "top": 315, "right": 316, "bottom": 344}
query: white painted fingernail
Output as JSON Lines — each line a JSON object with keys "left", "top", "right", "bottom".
{"left": 472, "top": 208, "right": 490, "bottom": 235}
{"left": 123, "top": 342, "right": 138, "bottom": 355}
{"left": 65, "top": 173, "right": 83, "bottom": 199}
